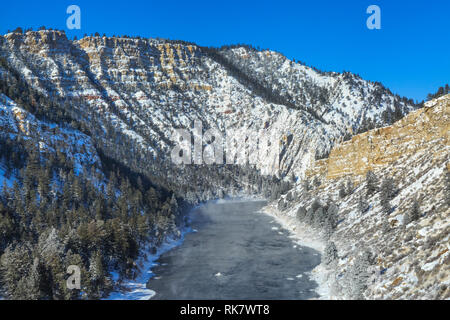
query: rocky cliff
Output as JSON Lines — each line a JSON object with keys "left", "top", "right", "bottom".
{"left": 277, "top": 94, "right": 449, "bottom": 299}
{"left": 0, "top": 30, "right": 417, "bottom": 185}
{"left": 307, "top": 94, "right": 449, "bottom": 180}
{"left": 0, "top": 29, "right": 444, "bottom": 300}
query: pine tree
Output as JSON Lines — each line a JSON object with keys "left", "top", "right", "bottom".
{"left": 0, "top": 243, "right": 34, "bottom": 299}
{"left": 94, "top": 199, "right": 106, "bottom": 221}
{"left": 305, "top": 207, "right": 314, "bottom": 225}
{"left": 346, "top": 179, "right": 354, "bottom": 195}
{"left": 324, "top": 241, "right": 338, "bottom": 265}
{"left": 296, "top": 206, "right": 306, "bottom": 222}
{"left": 380, "top": 177, "right": 397, "bottom": 214}
{"left": 88, "top": 250, "right": 105, "bottom": 298}
{"left": 349, "top": 250, "right": 374, "bottom": 300}
{"left": 365, "top": 170, "right": 378, "bottom": 196}
{"left": 146, "top": 187, "right": 158, "bottom": 206}
{"left": 380, "top": 177, "right": 397, "bottom": 200}
{"left": 313, "top": 207, "right": 325, "bottom": 228}
{"left": 339, "top": 182, "right": 347, "bottom": 198}
{"left": 358, "top": 194, "right": 369, "bottom": 214}
{"left": 326, "top": 203, "right": 339, "bottom": 229}
{"left": 403, "top": 199, "right": 421, "bottom": 226}
{"left": 311, "top": 198, "right": 322, "bottom": 212}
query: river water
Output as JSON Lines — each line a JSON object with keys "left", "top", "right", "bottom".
{"left": 146, "top": 199, "right": 321, "bottom": 299}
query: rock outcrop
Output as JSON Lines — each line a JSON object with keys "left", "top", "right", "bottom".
{"left": 280, "top": 94, "right": 449, "bottom": 299}
{"left": 0, "top": 30, "right": 417, "bottom": 182}
{"left": 307, "top": 94, "right": 449, "bottom": 181}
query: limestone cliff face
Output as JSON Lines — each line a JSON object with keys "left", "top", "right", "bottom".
{"left": 76, "top": 35, "right": 205, "bottom": 91}
{"left": 0, "top": 30, "right": 417, "bottom": 181}
{"left": 307, "top": 94, "right": 449, "bottom": 181}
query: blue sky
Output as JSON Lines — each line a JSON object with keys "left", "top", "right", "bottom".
{"left": 1, "top": 0, "right": 449, "bottom": 101}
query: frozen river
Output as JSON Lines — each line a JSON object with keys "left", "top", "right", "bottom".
{"left": 147, "top": 199, "right": 321, "bottom": 299}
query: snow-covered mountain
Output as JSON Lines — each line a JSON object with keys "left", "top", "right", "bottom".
{"left": 272, "top": 94, "right": 449, "bottom": 299}
{"left": 2, "top": 29, "right": 444, "bottom": 300}
{"left": 219, "top": 46, "right": 414, "bottom": 131}
{"left": 0, "top": 94, "right": 103, "bottom": 184}
{"left": 0, "top": 30, "right": 417, "bottom": 185}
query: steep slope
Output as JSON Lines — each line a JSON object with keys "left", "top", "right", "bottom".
{"left": 0, "top": 94, "right": 103, "bottom": 183}
{"left": 219, "top": 47, "right": 415, "bottom": 132}
{"left": 0, "top": 30, "right": 417, "bottom": 184}
{"left": 0, "top": 93, "right": 185, "bottom": 299}
{"left": 0, "top": 29, "right": 433, "bottom": 300}
{"left": 274, "top": 94, "right": 449, "bottom": 299}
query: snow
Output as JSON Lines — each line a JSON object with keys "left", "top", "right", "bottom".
{"left": 0, "top": 33, "right": 437, "bottom": 300}
{"left": 421, "top": 260, "right": 439, "bottom": 272}
{"left": 262, "top": 204, "right": 330, "bottom": 299}
{"left": 106, "top": 226, "right": 193, "bottom": 300}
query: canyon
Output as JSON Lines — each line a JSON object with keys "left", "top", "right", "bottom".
{"left": 0, "top": 29, "right": 447, "bottom": 300}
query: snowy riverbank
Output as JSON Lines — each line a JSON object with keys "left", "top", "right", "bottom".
{"left": 106, "top": 226, "right": 194, "bottom": 300}
{"left": 261, "top": 204, "right": 333, "bottom": 299}
{"left": 106, "top": 197, "right": 327, "bottom": 300}
{"left": 106, "top": 199, "right": 223, "bottom": 300}
{"left": 105, "top": 201, "right": 207, "bottom": 300}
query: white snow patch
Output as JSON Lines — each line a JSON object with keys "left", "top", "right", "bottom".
{"left": 106, "top": 227, "right": 193, "bottom": 300}
{"left": 262, "top": 204, "right": 330, "bottom": 299}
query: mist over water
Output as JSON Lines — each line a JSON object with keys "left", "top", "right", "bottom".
{"left": 147, "top": 199, "right": 321, "bottom": 300}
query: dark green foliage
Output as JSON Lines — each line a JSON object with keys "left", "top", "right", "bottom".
{"left": 357, "top": 194, "right": 369, "bottom": 214}
{"left": 305, "top": 207, "right": 314, "bottom": 225}
{"left": 12, "top": 27, "right": 23, "bottom": 34}
{"left": 346, "top": 179, "right": 354, "bottom": 196}
{"left": 0, "top": 134, "right": 182, "bottom": 299}
{"left": 324, "top": 241, "right": 338, "bottom": 265}
{"left": 379, "top": 177, "right": 397, "bottom": 214}
{"left": 202, "top": 47, "right": 326, "bottom": 123}
{"left": 298, "top": 198, "right": 339, "bottom": 240}
{"left": 296, "top": 206, "right": 306, "bottom": 221}
{"left": 269, "top": 178, "right": 292, "bottom": 201}
{"left": 285, "top": 191, "right": 293, "bottom": 202}
{"left": 339, "top": 182, "right": 347, "bottom": 199}
{"left": 403, "top": 199, "right": 421, "bottom": 226}
{"left": 326, "top": 203, "right": 339, "bottom": 230}
{"left": 380, "top": 177, "right": 397, "bottom": 200}
{"left": 426, "top": 84, "right": 449, "bottom": 101}
{"left": 311, "top": 198, "right": 322, "bottom": 212}
{"left": 349, "top": 250, "right": 375, "bottom": 300}
{"left": 313, "top": 207, "right": 325, "bottom": 228}
{"left": 365, "top": 170, "right": 378, "bottom": 196}
{"left": 0, "top": 57, "right": 281, "bottom": 298}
